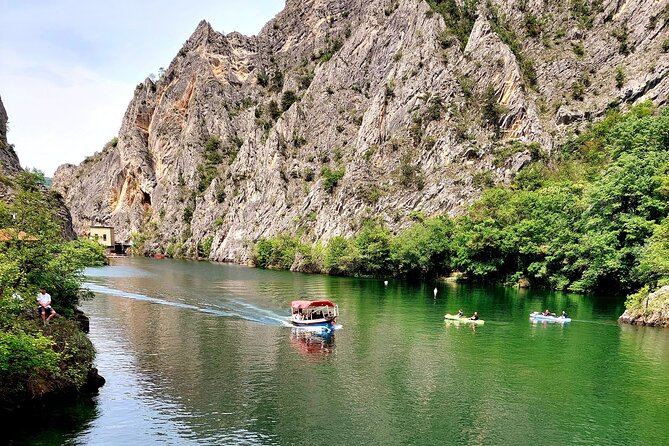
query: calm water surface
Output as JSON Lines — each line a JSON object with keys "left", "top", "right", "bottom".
{"left": 11, "top": 257, "right": 669, "bottom": 445}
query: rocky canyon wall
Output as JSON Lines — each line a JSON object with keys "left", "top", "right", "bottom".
{"left": 53, "top": 0, "right": 669, "bottom": 262}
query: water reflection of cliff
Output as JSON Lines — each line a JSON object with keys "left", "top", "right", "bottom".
{"left": 289, "top": 329, "right": 336, "bottom": 357}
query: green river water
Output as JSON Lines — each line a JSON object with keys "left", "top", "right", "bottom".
{"left": 10, "top": 257, "right": 669, "bottom": 445}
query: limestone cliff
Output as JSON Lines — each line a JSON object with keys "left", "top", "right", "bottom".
{"left": 0, "top": 95, "right": 22, "bottom": 200}
{"left": 53, "top": 0, "right": 669, "bottom": 262}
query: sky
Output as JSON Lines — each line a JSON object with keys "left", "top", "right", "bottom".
{"left": 0, "top": 0, "right": 285, "bottom": 176}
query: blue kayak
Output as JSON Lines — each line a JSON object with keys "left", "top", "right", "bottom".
{"left": 529, "top": 312, "right": 571, "bottom": 323}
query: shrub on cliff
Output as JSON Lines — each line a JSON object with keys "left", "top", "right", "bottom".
{"left": 321, "top": 167, "right": 345, "bottom": 193}
{"left": 0, "top": 319, "right": 95, "bottom": 408}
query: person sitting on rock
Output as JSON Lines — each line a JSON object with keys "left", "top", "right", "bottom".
{"left": 37, "top": 288, "right": 56, "bottom": 324}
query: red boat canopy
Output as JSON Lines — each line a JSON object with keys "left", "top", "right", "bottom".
{"left": 291, "top": 300, "right": 336, "bottom": 309}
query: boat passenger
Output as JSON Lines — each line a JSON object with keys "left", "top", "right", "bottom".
{"left": 561, "top": 310, "right": 568, "bottom": 318}
{"left": 457, "top": 309, "right": 464, "bottom": 317}
{"left": 542, "top": 309, "right": 555, "bottom": 316}
{"left": 470, "top": 311, "right": 479, "bottom": 321}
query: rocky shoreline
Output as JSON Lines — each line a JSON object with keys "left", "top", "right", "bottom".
{"left": 619, "top": 286, "right": 669, "bottom": 328}
{"left": 1, "top": 310, "right": 106, "bottom": 414}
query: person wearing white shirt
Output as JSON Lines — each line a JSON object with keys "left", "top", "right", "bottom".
{"left": 37, "top": 288, "right": 56, "bottom": 324}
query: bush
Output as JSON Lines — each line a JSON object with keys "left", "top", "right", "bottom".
{"left": 268, "top": 100, "right": 281, "bottom": 121}
{"left": 321, "top": 167, "right": 345, "bottom": 192}
{"left": 482, "top": 85, "right": 507, "bottom": 132}
{"left": 391, "top": 217, "right": 454, "bottom": 277}
{"left": 426, "top": 0, "right": 479, "bottom": 48}
{"left": 256, "top": 71, "right": 269, "bottom": 87}
{"left": 270, "top": 70, "right": 284, "bottom": 92}
{"left": 0, "top": 330, "right": 59, "bottom": 377}
{"left": 524, "top": 13, "right": 542, "bottom": 37}
{"left": 281, "top": 90, "right": 298, "bottom": 111}
{"left": 571, "top": 81, "right": 585, "bottom": 101}
{"left": 314, "top": 39, "right": 343, "bottom": 63}
{"left": 324, "top": 236, "right": 359, "bottom": 275}
{"left": 299, "top": 70, "right": 314, "bottom": 89}
{"left": 0, "top": 319, "right": 96, "bottom": 405}
{"left": 570, "top": 0, "right": 602, "bottom": 29}
{"left": 399, "top": 153, "right": 424, "bottom": 189}
{"left": 615, "top": 66, "right": 625, "bottom": 89}
{"left": 612, "top": 27, "right": 630, "bottom": 55}
{"left": 183, "top": 206, "right": 193, "bottom": 224}
{"left": 253, "top": 234, "right": 299, "bottom": 269}
{"left": 198, "top": 236, "right": 214, "bottom": 258}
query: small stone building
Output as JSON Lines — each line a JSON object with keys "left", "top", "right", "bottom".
{"left": 89, "top": 226, "right": 114, "bottom": 247}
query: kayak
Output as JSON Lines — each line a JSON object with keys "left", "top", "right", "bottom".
{"left": 529, "top": 312, "right": 571, "bottom": 323}
{"left": 444, "top": 314, "right": 485, "bottom": 325}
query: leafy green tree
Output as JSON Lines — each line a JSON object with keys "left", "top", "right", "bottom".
{"left": 324, "top": 236, "right": 359, "bottom": 275}
{"left": 252, "top": 234, "right": 299, "bottom": 270}
{"left": 354, "top": 219, "right": 392, "bottom": 276}
{"left": 391, "top": 217, "right": 453, "bottom": 277}
{"left": 0, "top": 169, "right": 105, "bottom": 406}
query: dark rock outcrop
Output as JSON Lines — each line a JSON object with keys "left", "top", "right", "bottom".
{"left": 619, "top": 286, "right": 669, "bottom": 327}
{"left": 0, "top": 95, "right": 77, "bottom": 239}
{"left": 0, "top": 95, "right": 21, "bottom": 174}
{"left": 0, "top": 95, "right": 22, "bottom": 201}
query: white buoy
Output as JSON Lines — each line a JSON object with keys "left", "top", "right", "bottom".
{"left": 433, "top": 287, "right": 438, "bottom": 298}
{"left": 384, "top": 280, "right": 388, "bottom": 286}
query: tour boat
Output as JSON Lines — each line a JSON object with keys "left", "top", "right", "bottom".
{"left": 529, "top": 312, "right": 571, "bottom": 323}
{"left": 290, "top": 300, "right": 338, "bottom": 330}
{"left": 444, "top": 314, "right": 485, "bottom": 325}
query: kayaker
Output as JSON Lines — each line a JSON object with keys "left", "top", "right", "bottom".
{"left": 470, "top": 311, "right": 479, "bottom": 320}
{"left": 457, "top": 309, "right": 464, "bottom": 317}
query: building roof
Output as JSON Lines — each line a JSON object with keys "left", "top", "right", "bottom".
{"left": 290, "top": 300, "right": 337, "bottom": 309}
{"left": 0, "top": 228, "right": 39, "bottom": 241}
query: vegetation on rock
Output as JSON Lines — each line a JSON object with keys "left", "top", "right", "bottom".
{"left": 427, "top": 0, "right": 479, "bottom": 48}
{"left": 0, "top": 171, "right": 105, "bottom": 409}
{"left": 252, "top": 104, "right": 669, "bottom": 305}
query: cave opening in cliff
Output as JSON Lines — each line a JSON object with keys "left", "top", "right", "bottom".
{"left": 141, "top": 191, "right": 151, "bottom": 206}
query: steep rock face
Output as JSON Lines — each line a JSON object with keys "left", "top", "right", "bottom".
{"left": 0, "top": 95, "right": 21, "bottom": 173}
{"left": 0, "top": 95, "right": 22, "bottom": 200}
{"left": 0, "top": 95, "right": 76, "bottom": 239}
{"left": 53, "top": 0, "right": 669, "bottom": 262}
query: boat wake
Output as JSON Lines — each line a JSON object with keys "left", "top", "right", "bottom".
{"left": 84, "top": 283, "right": 292, "bottom": 327}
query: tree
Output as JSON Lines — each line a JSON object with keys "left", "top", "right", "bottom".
{"left": 0, "top": 170, "right": 105, "bottom": 407}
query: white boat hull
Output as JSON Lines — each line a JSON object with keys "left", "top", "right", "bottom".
{"left": 529, "top": 312, "right": 571, "bottom": 323}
